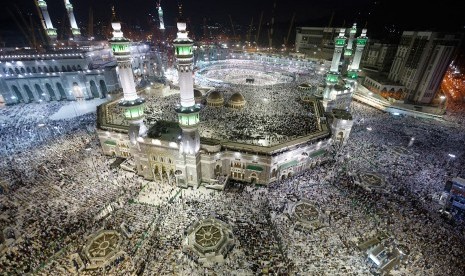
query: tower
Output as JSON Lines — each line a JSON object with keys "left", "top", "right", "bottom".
{"left": 109, "top": 8, "right": 147, "bottom": 144}
{"left": 348, "top": 29, "right": 368, "bottom": 79}
{"left": 64, "top": 0, "right": 81, "bottom": 38}
{"left": 345, "top": 23, "right": 357, "bottom": 57}
{"left": 36, "top": 0, "right": 57, "bottom": 41}
{"left": 327, "top": 28, "right": 346, "bottom": 83}
{"left": 157, "top": 1, "right": 165, "bottom": 30}
{"left": 173, "top": 17, "right": 202, "bottom": 188}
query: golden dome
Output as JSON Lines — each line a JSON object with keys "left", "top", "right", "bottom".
{"left": 229, "top": 92, "right": 245, "bottom": 104}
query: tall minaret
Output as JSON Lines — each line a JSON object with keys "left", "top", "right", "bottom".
{"left": 64, "top": 0, "right": 81, "bottom": 38}
{"left": 345, "top": 23, "right": 357, "bottom": 57}
{"left": 173, "top": 15, "right": 202, "bottom": 188}
{"left": 327, "top": 28, "right": 347, "bottom": 83}
{"left": 157, "top": 0, "right": 165, "bottom": 30}
{"left": 36, "top": 0, "right": 57, "bottom": 41}
{"left": 109, "top": 7, "right": 147, "bottom": 143}
{"left": 348, "top": 29, "right": 368, "bottom": 79}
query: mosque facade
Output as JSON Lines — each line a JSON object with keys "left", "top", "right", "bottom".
{"left": 97, "top": 19, "right": 355, "bottom": 187}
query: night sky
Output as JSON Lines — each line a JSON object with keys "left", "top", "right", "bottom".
{"left": 0, "top": 0, "right": 463, "bottom": 45}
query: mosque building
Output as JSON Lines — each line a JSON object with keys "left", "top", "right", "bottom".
{"left": 96, "top": 12, "right": 355, "bottom": 187}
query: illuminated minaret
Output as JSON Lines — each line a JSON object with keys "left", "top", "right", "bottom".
{"left": 36, "top": 0, "right": 57, "bottom": 41}
{"left": 157, "top": 0, "right": 165, "bottom": 30}
{"left": 327, "top": 28, "right": 347, "bottom": 84}
{"left": 348, "top": 29, "right": 368, "bottom": 79}
{"left": 173, "top": 15, "right": 202, "bottom": 187}
{"left": 64, "top": 0, "right": 81, "bottom": 37}
{"left": 109, "top": 7, "right": 147, "bottom": 143}
{"left": 345, "top": 23, "right": 357, "bottom": 57}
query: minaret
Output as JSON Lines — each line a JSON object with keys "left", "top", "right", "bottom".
{"left": 157, "top": 1, "right": 165, "bottom": 30}
{"left": 327, "top": 28, "right": 346, "bottom": 83}
{"left": 109, "top": 7, "right": 147, "bottom": 144}
{"left": 173, "top": 15, "right": 202, "bottom": 188}
{"left": 348, "top": 29, "right": 368, "bottom": 79}
{"left": 64, "top": 0, "right": 81, "bottom": 38}
{"left": 36, "top": 0, "right": 57, "bottom": 41}
{"left": 345, "top": 23, "right": 357, "bottom": 57}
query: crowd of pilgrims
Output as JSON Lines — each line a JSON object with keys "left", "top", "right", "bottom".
{"left": 142, "top": 62, "right": 324, "bottom": 146}
{"left": 0, "top": 84, "right": 465, "bottom": 274}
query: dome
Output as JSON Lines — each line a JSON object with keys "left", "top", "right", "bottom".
{"left": 206, "top": 91, "right": 224, "bottom": 107}
{"left": 229, "top": 92, "right": 245, "bottom": 103}
{"left": 229, "top": 92, "right": 246, "bottom": 109}
{"left": 194, "top": 89, "right": 203, "bottom": 98}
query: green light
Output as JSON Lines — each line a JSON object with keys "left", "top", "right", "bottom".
{"left": 111, "top": 43, "right": 129, "bottom": 53}
{"left": 175, "top": 46, "right": 192, "bottom": 56}
{"left": 356, "top": 38, "right": 367, "bottom": 45}
{"left": 47, "top": 29, "right": 57, "bottom": 36}
{"left": 124, "top": 105, "right": 144, "bottom": 119}
{"left": 178, "top": 113, "right": 199, "bottom": 126}
{"left": 335, "top": 38, "right": 346, "bottom": 46}
{"left": 38, "top": 1, "right": 47, "bottom": 7}
{"left": 344, "top": 49, "right": 352, "bottom": 56}
{"left": 72, "top": 29, "right": 81, "bottom": 35}
{"left": 326, "top": 73, "right": 339, "bottom": 83}
{"left": 347, "top": 70, "right": 358, "bottom": 79}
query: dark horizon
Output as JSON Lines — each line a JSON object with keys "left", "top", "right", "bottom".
{"left": 0, "top": 0, "right": 464, "bottom": 46}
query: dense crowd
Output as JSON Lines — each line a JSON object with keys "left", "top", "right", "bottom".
{"left": 1, "top": 63, "right": 465, "bottom": 275}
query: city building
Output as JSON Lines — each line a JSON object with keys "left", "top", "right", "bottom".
{"left": 361, "top": 40, "right": 397, "bottom": 73}
{"left": 388, "top": 31, "right": 462, "bottom": 103}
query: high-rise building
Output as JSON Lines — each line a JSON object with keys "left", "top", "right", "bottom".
{"left": 388, "top": 31, "right": 462, "bottom": 103}
{"left": 361, "top": 40, "right": 397, "bottom": 73}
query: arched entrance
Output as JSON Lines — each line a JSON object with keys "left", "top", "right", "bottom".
{"left": 250, "top": 173, "right": 258, "bottom": 184}
{"left": 56, "top": 82, "right": 67, "bottom": 100}
{"left": 214, "top": 164, "right": 221, "bottom": 175}
{"left": 89, "top": 80, "right": 99, "bottom": 98}
{"left": 45, "top": 83, "right": 56, "bottom": 101}
{"left": 72, "top": 82, "right": 84, "bottom": 100}
{"left": 23, "top": 85, "right": 35, "bottom": 102}
{"left": 99, "top": 80, "right": 108, "bottom": 98}
{"left": 288, "top": 172, "right": 292, "bottom": 178}
{"left": 34, "top": 84, "right": 45, "bottom": 101}
{"left": 281, "top": 175, "right": 286, "bottom": 180}
{"left": 11, "top": 85, "right": 24, "bottom": 103}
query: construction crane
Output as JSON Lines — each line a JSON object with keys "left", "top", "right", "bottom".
{"left": 256, "top": 11, "right": 263, "bottom": 46}
{"left": 7, "top": 8, "right": 34, "bottom": 48}
{"left": 88, "top": 6, "right": 94, "bottom": 39}
{"left": 246, "top": 17, "right": 254, "bottom": 43}
{"left": 284, "top": 12, "right": 296, "bottom": 48}
{"left": 269, "top": 0, "right": 277, "bottom": 50}
{"left": 228, "top": 14, "right": 236, "bottom": 40}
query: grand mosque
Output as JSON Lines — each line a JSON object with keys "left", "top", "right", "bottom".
{"left": 95, "top": 13, "right": 367, "bottom": 187}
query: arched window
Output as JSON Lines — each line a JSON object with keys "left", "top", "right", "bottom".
{"left": 26, "top": 67, "right": 31, "bottom": 73}
{"left": 32, "top": 67, "right": 37, "bottom": 73}
{"left": 62, "top": 66, "right": 67, "bottom": 72}
{"left": 20, "top": 68, "right": 26, "bottom": 74}
{"left": 14, "top": 68, "right": 20, "bottom": 74}
{"left": 43, "top": 66, "right": 48, "bottom": 73}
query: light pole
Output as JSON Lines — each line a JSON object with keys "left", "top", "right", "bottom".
{"left": 438, "top": 95, "right": 446, "bottom": 114}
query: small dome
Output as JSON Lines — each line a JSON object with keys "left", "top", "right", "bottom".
{"left": 229, "top": 92, "right": 246, "bottom": 109}
{"left": 194, "top": 89, "right": 203, "bottom": 98}
{"left": 207, "top": 91, "right": 223, "bottom": 101}
{"left": 206, "top": 91, "right": 224, "bottom": 107}
{"left": 229, "top": 92, "right": 245, "bottom": 103}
